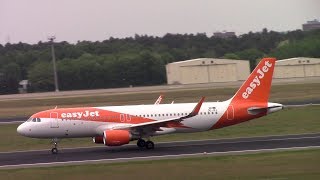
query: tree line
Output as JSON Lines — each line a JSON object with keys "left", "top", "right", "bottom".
{"left": 0, "top": 28, "right": 319, "bottom": 94}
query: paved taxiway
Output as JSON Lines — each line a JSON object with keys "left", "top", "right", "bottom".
{"left": 0, "top": 133, "right": 319, "bottom": 169}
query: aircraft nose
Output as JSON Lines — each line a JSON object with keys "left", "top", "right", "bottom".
{"left": 17, "top": 123, "right": 26, "bottom": 136}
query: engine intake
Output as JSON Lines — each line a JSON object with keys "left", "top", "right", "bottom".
{"left": 103, "top": 130, "right": 131, "bottom": 146}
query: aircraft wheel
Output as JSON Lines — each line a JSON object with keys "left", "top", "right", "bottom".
{"left": 51, "top": 147, "right": 58, "bottom": 154}
{"left": 51, "top": 138, "right": 59, "bottom": 154}
{"left": 137, "top": 139, "right": 146, "bottom": 148}
{"left": 145, "top": 141, "right": 154, "bottom": 149}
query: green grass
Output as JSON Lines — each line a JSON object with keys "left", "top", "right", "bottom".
{"left": 0, "top": 83, "right": 319, "bottom": 118}
{"left": 1, "top": 149, "right": 320, "bottom": 179}
{"left": 2, "top": 106, "right": 320, "bottom": 152}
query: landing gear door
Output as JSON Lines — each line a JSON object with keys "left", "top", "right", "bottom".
{"left": 50, "top": 112, "right": 59, "bottom": 128}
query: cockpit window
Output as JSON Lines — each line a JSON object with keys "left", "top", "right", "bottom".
{"left": 27, "top": 116, "right": 35, "bottom": 122}
{"left": 26, "top": 117, "right": 42, "bottom": 122}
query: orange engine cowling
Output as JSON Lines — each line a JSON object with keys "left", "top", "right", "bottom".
{"left": 103, "top": 130, "right": 131, "bottom": 146}
{"left": 92, "top": 136, "right": 104, "bottom": 144}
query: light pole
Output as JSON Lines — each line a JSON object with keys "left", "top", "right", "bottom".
{"left": 48, "top": 36, "right": 59, "bottom": 92}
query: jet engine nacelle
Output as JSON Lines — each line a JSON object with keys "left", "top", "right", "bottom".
{"left": 92, "top": 136, "right": 104, "bottom": 144}
{"left": 103, "top": 130, "right": 131, "bottom": 146}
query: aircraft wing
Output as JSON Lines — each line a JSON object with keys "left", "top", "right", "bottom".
{"left": 112, "top": 97, "right": 205, "bottom": 130}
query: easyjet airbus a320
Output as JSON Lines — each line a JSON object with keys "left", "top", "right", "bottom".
{"left": 17, "top": 58, "right": 283, "bottom": 154}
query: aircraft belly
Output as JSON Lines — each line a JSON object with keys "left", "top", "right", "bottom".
{"left": 37, "top": 120, "right": 103, "bottom": 138}
{"left": 62, "top": 120, "right": 104, "bottom": 138}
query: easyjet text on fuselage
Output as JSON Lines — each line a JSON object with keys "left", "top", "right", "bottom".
{"left": 61, "top": 110, "right": 100, "bottom": 119}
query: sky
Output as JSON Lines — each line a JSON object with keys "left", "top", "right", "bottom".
{"left": 1, "top": 0, "right": 319, "bottom": 44}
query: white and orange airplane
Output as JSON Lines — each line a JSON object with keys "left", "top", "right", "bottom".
{"left": 17, "top": 58, "right": 283, "bottom": 154}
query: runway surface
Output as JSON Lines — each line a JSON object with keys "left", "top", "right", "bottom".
{"left": 1, "top": 133, "right": 319, "bottom": 169}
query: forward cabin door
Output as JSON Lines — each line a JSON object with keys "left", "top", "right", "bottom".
{"left": 50, "top": 112, "right": 59, "bottom": 128}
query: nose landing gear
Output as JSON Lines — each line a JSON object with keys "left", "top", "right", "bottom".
{"left": 51, "top": 138, "right": 59, "bottom": 154}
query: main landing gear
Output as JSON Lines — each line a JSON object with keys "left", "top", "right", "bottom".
{"left": 137, "top": 138, "right": 154, "bottom": 149}
{"left": 51, "top": 138, "right": 59, "bottom": 154}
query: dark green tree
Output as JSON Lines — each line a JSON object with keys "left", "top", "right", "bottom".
{"left": 28, "top": 61, "right": 54, "bottom": 91}
{"left": 0, "top": 62, "right": 21, "bottom": 94}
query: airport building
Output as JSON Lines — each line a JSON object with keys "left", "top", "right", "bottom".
{"left": 274, "top": 57, "right": 320, "bottom": 79}
{"left": 302, "top": 19, "right": 320, "bottom": 31}
{"left": 213, "top": 31, "right": 236, "bottom": 38}
{"left": 166, "top": 58, "right": 250, "bottom": 84}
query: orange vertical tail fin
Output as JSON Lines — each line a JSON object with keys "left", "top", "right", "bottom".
{"left": 212, "top": 58, "right": 277, "bottom": 129}
{"left": 232, "top": 58, "right": 276, "bottom": 103}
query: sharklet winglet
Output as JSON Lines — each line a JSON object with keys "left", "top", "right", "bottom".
{"left": 186, "top": 97, "right": 205, "bottom": 118}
